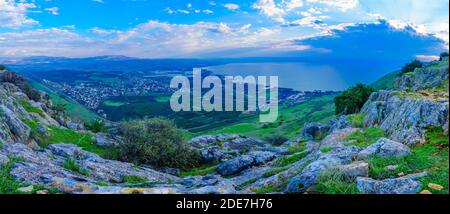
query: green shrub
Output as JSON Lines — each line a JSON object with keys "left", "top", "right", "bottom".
{"left": 347, "top": 114, "right": 365, "bottom": 128}
{"left": 400, "top": 60, "right": 423, "bottom": 75}
{"left": 0, "top": 65, "right": 5, "bottom": 71}
{"left": 334, "top": 84, "right": 374, "bottom": 115}
{"left": 119, "top": 117, "right": 200, "bottom": 169}
{"left": 19, "top": 100, "right": 45, "bottom": 118}
{"left": 440, "top": 52, "right": 449, "bottom": 61}
{"left": 265, "top": 135, "right": 288, "bottom": 146}
{"left": 85, "top": 119, "right": 106, "bottom": 133}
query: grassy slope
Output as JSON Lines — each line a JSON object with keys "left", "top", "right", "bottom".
{"left": 371, "top": 70, "right": 400, "bottom": 91}
{"left": 204, "top": 95, "right": 336, "bottom": 140}
{"left": 30, "top": 81, "right": 100, "bottom": 123}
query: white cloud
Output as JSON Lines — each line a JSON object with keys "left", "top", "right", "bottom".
{"left": 416, "top": 55, "right": 440, "bottom": 62}
{"left": 45, "top": 7, "right": 59, "bottom": 15}
{"left": 0, "top": 0, "right": 38, "bottom": 28}
{"left": 306, "top": 0, "right": 358, "bottom": 11}
{"left": 203, "top": 9, "right": 214, "bottom": 14}
{"left": 252, "top": 0, "right": 286, "bottom": 23}
{"left": 285, "top": 0, "right": 304, "bottom": 11}
{"left": 93, "top": 0, "right": 104, "bottom": 3}
{"left": 223, "top": 3, "right": 240, "bottom": 11}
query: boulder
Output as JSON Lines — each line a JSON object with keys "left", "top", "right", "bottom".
{"left": 217, "top": 151, "right": 277, "bottom": 176}
{"left": 329, "top": 115, "right": 351, "bottom": 132}
{"left": 302, "top": 122, "right": 330, "bottom": 140}
{"left": 287, "top": 156, "right": 343, "bottom": 193}
{"left": 339, "top": 161, "right": 369, "bottom": 179}
{"left": 357, "top": 138, "right": 410, "bottom": 159}
{"left": 357, "top": 177, "right": 422, "bottom": 194}
{"left": 0, "top": 153, "right": 9, "bottom": 166}
{"left": 95, "top": 133, "right": 119, "bottom": 147}
{"left": 223, "top": 137, "right": 266, "bottom": 151}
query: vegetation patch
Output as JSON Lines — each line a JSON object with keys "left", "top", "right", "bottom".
{"left": 313, "top": 169, "right": 359, "bottom": 194}
{"left": 347, "top": 114, "right": 366, "bottom": 128}
{"left": 63, "top": 158, "right": 89, "bottom": 176}
{"left": 273, "top": 152, "right": 308, "bottom": 167}
{"left": 261, "top": 167, "right": 289, "bottom": 178}
{"left": 334, "top": 84, "right": 374, "bottom": 115}
{"left": 180, "top": 165, "right": 217, "bottom": 177}
{"left": 320, "top": 147, "right": 333, "bottom": 153}
{"left": 367, "top": 128, "right": 448, "bottom": 194}
{"left": 345, "top": 127, "right": 386, "bottom": 148}
{"left": 31, "top": 123, "right": 118, "bottom": 159}
{"left": 19, "top": 100, "right": 46, "bottom": 118}
{"left": 121, "top": 175, "right": 149, "bottom": 184}
{"left": 119, "top": 117, "right": 200, "bottom": 170}
{"left": 238, "top": 178, "right": 257, "bottom": 188}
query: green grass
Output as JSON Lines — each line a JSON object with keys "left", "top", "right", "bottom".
{"left": 238, "top": 178, "right": 257, "bottom": 187}
{"left": 273, "top": 152, "right": 308, "bottom": 167}
{"left": 345, "top": 127, "right": 386, "bottom": 148}
{"left": 347, "top": 114, "right": 366, "bottom": 128}
{"left": 30, "top": 122, "right": 119, "bottom": 159}
{"left": 320, "top": 147, "right": 333, "bottom": 153}
{"left": 103, "top": 100, "right": 127, "bottom": 107}
{"left": 63, "top": 158, "right": 89, "bottom": 176}
{"left": 371, "top": 70, "right": 401, "bottom": 91}
{"left": 314, "top": 169, "right": 360, "bottom": 194}
{"left": 261, "top": 167, "right": 289, "bottom": 178}
{"left": 367, "top": 128, "right": 449, "bottom": 194}
{"left": 286, "top": 142, "right": 307, "bottom": 154}
{"left": 180, "top": 165, "right": 217, "bottom": 177}
{"left": 206, "top": 95, "right": 336, "bottom": 139}
{"left": 121, "top": 175, "right": 149, "bottom": 184}
{"left": 19, "top": 100, "right": 46, "bottom": 118}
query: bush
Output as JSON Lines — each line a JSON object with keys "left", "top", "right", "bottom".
{"left": 400, "top": 60, "right": 423, "bottom": 75}
{"left": 0, "top": 65, "right": 5, "bottom": 70}
{"left": 265, "top": 134, "right": 288, "bottom": 146}
{"left": 86, "top": 119, "right": 106, "bottom": 133}
{"left": 440, "top": 52, "right": 449, "bottom": 61}
{"left": 334, "top": 84, "right": 374, "bottom": 115}
{"left": 118, "top": 118, "right": 199, "bottom": 169}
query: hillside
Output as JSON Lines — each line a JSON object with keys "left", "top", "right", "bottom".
{"left": 1, "top": 57, "right": 449, "bottom": 194}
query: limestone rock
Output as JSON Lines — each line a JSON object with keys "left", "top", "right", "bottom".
{"left": 339, "top": 161, "right": 369, "bottom": 179}
{"left": 357, "top": 177, "right": 422, "bottom": 194}
{"left": 302, "top": 122, "right": 330, "bottom": 140}
{"left": 217, "top": 151, "right": 277, "bottom": 176}
{"left": 357, "top": 138, "right": 410, "bottom": 159}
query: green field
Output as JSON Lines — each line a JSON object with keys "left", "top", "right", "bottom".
{"left": 204, "top": 95, "right": 336, "bottom": 140}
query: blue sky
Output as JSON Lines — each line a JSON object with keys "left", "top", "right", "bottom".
{"left": 0, "top": 0, "right": 448, "bottom": 58}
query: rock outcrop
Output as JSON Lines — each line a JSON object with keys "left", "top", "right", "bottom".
{"left": 361, "top": 90, "right": 449, "bottom": 145}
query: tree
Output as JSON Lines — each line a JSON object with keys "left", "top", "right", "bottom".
{"left": 119, "top": 117, "right": 199, "bottom": 169}
{"left": 334, "top": 83, "right": 374, "bottom": 115}
{"left": 0, "top": 65, "right": 6, "bottom": 70}
{"left": 440, "top": 52, "right": 449, "bottom": 61}
{"left": 400, "top": 60, "right": 423, "bottom": 75}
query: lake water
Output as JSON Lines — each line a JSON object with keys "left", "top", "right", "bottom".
{"left": 205, "top": 62, "right": 397, "bottom": 91}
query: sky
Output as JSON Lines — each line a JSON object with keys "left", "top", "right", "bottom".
{"left": 0, "top": 0, "right": 448, "bottom": 58}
